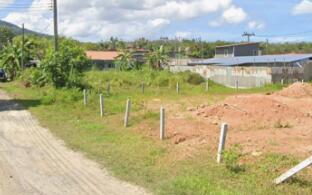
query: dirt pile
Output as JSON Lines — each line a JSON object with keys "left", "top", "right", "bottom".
{"left": 192, "top": 94, "right": 304, "bottom": 128}
{"left": 276, "top": 82, "right": 312, "bottom": 98}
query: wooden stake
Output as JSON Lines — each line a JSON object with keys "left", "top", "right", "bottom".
{"left": 217, "top": 123, "right": 228, "bottom": 163}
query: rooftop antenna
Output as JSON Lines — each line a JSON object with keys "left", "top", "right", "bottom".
{"left": 242, "top": 32, "right": 255, "bottom": 42}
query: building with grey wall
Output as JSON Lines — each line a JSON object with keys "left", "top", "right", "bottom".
{"left": 170, "top": 54, "right": 312, "bottom": 88}
{"left": 215, "top": 42, "right": 261, "bottom": 58}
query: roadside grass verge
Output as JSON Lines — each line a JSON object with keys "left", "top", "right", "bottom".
{"left": 2, "top": 71, "right": 311, "bottom": 195}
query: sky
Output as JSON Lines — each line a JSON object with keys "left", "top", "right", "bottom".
{"left": 1, "top": 0, "right": 312, "bottom": 43}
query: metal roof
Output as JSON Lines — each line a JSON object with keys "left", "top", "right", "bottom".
{"left": 215, "top": 42, "right": 260, "bottom": 48}
{"left": 189, "top": 54, "right": 312, "bottom": 66}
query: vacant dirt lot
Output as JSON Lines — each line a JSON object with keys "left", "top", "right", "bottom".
{"left": 142, "top": 83, "right": 312, "bottom": 159}
{"left": 0, "top": 90, "right": 148, "bottom": 195}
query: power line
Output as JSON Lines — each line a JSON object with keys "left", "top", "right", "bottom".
{"left": 256, "top": 30, "right": 312, "bottom": 38}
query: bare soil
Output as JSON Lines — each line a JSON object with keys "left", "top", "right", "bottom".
{"left": 0, "top": 90, "right": 148, "bottom": 195}
{"left": 142, "top": 83, "right": 312, "bottom": 159}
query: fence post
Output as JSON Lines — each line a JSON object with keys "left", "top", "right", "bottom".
{"left": 206, "top": 80, "right": 209, "bottom": 92}
{"left": 100, "top": 94, "right": 104, "bottom": 117}
{"left": 83, "top": 89, "right": 87, "bottom": 106}
{"left": 281, "top": 79, "right": 284, "bottom": 86}
{"left": 124, "top": 99, "right": 131, "bottom": 127}
{"left": 160, "top": 107, "right": 165, "bottom": 140}
{"left": 141, "top": 82, "right": 145, "bottom": 94}
{"left": 235, "top": 80, "right": 239, "bottom": 92}
{"left": 217, "top": 123, "right": 228, "bottom": 163}
{"left": 107, "top": 82, "right": 110, "bottom": 95}
{"left": 176, "top": 82, "right": 180, "bottom": 94}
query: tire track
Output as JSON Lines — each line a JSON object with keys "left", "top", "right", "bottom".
{"left": 0, "top": 91, "right": 149, "bottom": 195}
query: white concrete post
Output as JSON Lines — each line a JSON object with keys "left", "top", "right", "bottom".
{"left": 206, "top": 80, "right": 209, "bottom": 92}
{"left": 176, "top": 82, "right": 180, "bottom": 94}
{"left": 124, "top": 99, "right": 131, "bottom": 127}
{"left": 100, "top": 94, "right": 104, "bottom": 117}
{"left": 217, "top": 123, "right": 228, "bottom": 163}
{"left": 141, "top": 82, "right": 145, "bottom": 94}
{"left": 281, "top": 79, "right": 284, "bottom": 85}
{"left": 302, "top": 79, "right": 304, "bottom": 83}
{"left": 160, "top": 107, "right": 165, "bottom": 140}
{"left": 235, "top": 80, "right": 239, "bottom": 91}
{"left": 83, "top": 89, "right": 87, "bottom": 106}
{"left": 274, "top": 155, "right": 312, "bottom": 185}
{"left": 107, "top": 82, "right": 110, "bottom": 95}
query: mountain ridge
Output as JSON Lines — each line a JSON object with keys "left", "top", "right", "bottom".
{"left": 0, "top": 20, "right": 49, "bottom": 37}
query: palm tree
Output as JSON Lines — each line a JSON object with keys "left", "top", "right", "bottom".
{"left": 115, "top": 50, "right": 134, "bottom": 71}
{"left": 147, "top": 45, "right": 169, "bottom": 70}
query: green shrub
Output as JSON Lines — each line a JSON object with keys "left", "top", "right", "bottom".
{"left": 41, "top": 95, "right": 55, "bottom": 105}
{"left": 20, "top": 68, "right": 46, "bottom": 87}
{"left": 223, "top": 146, "right": 245, "bottom": 173}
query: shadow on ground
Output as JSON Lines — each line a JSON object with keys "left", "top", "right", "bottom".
{"left": 0, "top": 99, "right": 41, "bottom": 112}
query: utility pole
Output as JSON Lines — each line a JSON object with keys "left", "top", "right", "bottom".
{"left": 265, "top": 39, "right": 269, "bottom": 55}
{"left": 53, "top": 0, "right": 59, "bottom": 51}
{"left": 242, "top": 32, "right": 255, "bottom": 42}
{"left": 21, "top": 23, "right": 25, "bottom": 69}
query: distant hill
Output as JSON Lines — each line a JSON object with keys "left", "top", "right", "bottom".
{"left": 0, "top": 20, "right": 50, "bottom": 37}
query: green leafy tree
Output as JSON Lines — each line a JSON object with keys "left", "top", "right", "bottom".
{"left": 115, "top": 50, "right": 134, "bottom": 71}
{"left": 40, "top": 39, "right": 90, "bottom": 87}
{"left": 0, "top": 27, "right": 15, "bottom": 47}
{"left": 0, "top": 42, "right": 21, "bottom": 80}
{"left": 147, "top": 46, "right": 169, "bottom": 70}
{"left": 0, "top": 38, "right": 38, "bottom": 80}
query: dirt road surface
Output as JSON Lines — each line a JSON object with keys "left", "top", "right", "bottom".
{"left": 0, "top": 90, "right": 149, "bottom": 195}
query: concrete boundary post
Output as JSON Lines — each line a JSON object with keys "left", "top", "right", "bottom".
{"left": 176, "top": 82, "right": 180, "bottom": 94}
{"left": 206, "top": 80, "right": 209, "bottom": 92}
{"left": 141, "top": 82, "right": 145, "bottom": 94}
{"left": 83, "top": 89, "right": 87, "bottom": 106}
{"left": 100, "top": 94, "right": 104, "bottom": 117}
{"left": 235, "top": 80, "right": 239, "bottom": 92}
{"left": 107, "top": 82, "right": 110, "bottom": 95}
{"left": 217, "top": 123, "right": 228, "bottom": 163}
{"left": 160, "top": 107, "right": 165, "bottom": 140}
{"left": 124, "top": 99, "right": 131, "bottom": 127}
{"left": 274, "top": 155, "right": 312, "bottom": 185}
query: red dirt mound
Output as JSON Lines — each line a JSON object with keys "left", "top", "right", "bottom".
{"left": 276, "top": 82, "right": 312, "bottom": 98}
{"left": 192, "top": 94, "right": 304, "bottom": 128}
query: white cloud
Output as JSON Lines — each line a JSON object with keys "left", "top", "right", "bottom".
{"left": 293, "top": 0, "right": 312, "bottom": 15}
{"left": 149, "top": 18, "right": 170, "bottom": 28}
{"left": 209, "top": 5, "right": 247, "bottom": 27}
{"left": 248, "top": 21, "right": 265, "bottom": 30}
{"left": 3, "top": 0, "right": 248, "bottom": 41}
{"left": 222, "top": 5, "right": 246, "bottom": 24}
{"left": 175, "top": 31, "right": 192, "bottom": 38}
{"left": 0, "top": 0, "right": 14, "bottom": 6}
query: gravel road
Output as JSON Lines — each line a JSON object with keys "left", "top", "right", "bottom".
{"left": 0, "top": 90, "right": 149, "bottom": 195}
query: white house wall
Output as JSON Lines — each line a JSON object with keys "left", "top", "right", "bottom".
{"left": 170, "top": 65, "right": 272, "bottom": 88}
